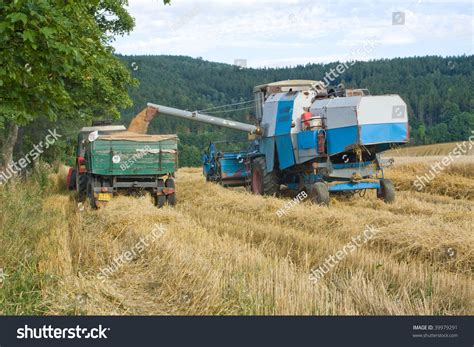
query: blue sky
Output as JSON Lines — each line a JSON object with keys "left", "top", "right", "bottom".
{"left": 113, "top": 0, "right": 473, "bottom": 68}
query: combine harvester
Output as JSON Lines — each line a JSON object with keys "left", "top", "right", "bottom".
{"left": 148, "top": 80, "right": 409, "bottom": 205}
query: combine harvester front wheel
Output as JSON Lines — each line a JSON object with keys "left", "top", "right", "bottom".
{"left": 312, "top": 182, "right": 330, "bottom": 206}
{"left": 377, "top": 178, "right": 396, "bottom": 203}
{"left": 250, "top": 157, "right": 279, "bottom": 196}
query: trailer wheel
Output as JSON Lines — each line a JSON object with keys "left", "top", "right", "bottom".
{"left": 87, "top": 176, "right": 99, "bottom": 209}
{"left": 377, "top": 179, "right": 395, "bottom": 203}
{"left": 251, "top": 157, "right": 279, "bottom": 195}
{"left": 312, "top": 182, "right": 330, "bottom": 206}
{"left": 76, "top": 170, "right": 88, "bottom": 200}
{"left": 154, "top": 180, "right": 166, "bottom": 208}
{"left": 165, "top": 178, "right": 176, "bottom": 206}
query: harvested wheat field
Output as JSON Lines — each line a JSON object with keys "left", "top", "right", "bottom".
{"left": 385, "top": 141, "right": 474, "bottom": 157}
{"left": 1, "top": 155, "right": 473, "bottom": 316}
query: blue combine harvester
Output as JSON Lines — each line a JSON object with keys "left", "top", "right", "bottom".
{"left": 148, "top": 80, "right": 409, "bottom": 205}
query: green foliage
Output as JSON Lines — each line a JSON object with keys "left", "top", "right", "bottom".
{"left": 178, "top": 143, "right": 203, "bottom": 167}
{"left": 0, "top": 0, "right": 137, "bottom": 127}
{"left": 449, "top": 112, "right": 474, "bottom": 141}
{"left": 0, "top": 166, "right": 58, "bottom": 314}
{"left": 92, "top": 0, "right": 135, "bottom": 37}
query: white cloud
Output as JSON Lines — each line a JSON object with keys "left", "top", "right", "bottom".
{"left": 113, "top": 0, "right": 473, "bottom": 67}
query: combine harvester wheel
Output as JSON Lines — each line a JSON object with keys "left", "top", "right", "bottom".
{"left": 312, "top": 182, "right": 330, "bottom": 206}
{"left": 251, "top": 157, "right": 279, "bottom": 196}
{"left": 377, "top": 179, "right": 395, "bottom": 203}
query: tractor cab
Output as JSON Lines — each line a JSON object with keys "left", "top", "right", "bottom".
{"left": 66, "top": 123, "right": 126, "bottom": 192}
{"left": 76, "top": 124, "right": 126, "bottom": 157}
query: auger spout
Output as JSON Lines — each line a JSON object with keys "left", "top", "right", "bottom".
{"left": 147, "top": 103, "right": 262, "bottom": 135}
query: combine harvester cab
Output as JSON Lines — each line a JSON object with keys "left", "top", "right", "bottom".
{"left": 148, "top": 79, "right": 408, "bottom": 206}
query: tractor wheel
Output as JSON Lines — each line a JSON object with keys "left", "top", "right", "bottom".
{"left": 165, "top": 178, "right": 176, "bottom": 206}
{"left": 251, "top": 157, "right": 279, "bottom": 196}
{"left": 86, "top": 176, "right": 99, "bottom": 209}
{"left": 312, "top": 182, "right": 330, "bottom": 206}
{"left": 76, "top": 169, "right": 88, "bottom": 200}
{"left": 154, "top": 179, "right": 166, "bottom": 208}
{"left": 67, "top": 168, "right": 76, "bottom": 190}
{"left": 377, "top": 179, "right": 395, "bottom": 203}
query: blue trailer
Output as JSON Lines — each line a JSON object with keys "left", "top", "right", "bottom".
{"left": 149, "top": 80, "right": 408, "bottom": 205}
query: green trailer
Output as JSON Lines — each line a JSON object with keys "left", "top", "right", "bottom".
{"left": 84, "top": 131, "right": 178, "bottom": 208}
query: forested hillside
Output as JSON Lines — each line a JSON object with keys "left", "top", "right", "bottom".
{"left": 12, "top": 55, "right": 474, "bottom": 168}
{"left": 118, "top": 54, "right": 474, "bottom": 166}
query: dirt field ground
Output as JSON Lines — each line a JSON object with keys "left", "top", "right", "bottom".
{"left": 1, "top": 152, "right": 473, "bottom": 315}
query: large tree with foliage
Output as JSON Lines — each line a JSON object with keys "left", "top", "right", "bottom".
{"left": 0, "top": 0, "right": 139, "bottom": 168}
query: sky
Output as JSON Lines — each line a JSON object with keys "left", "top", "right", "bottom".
{"left": 112, "top": 0, "right": 473, "bottom": 68}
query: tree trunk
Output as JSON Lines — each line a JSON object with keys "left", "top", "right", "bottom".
{"left": 1, "top": 122, "right": 19, "bottom": 170}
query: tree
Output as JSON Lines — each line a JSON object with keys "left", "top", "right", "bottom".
{"left": 0, "top": 0, "right": 139, "bottom": 169}
{"left": 449, "top": 112, "right": 474, "bottom": 141}
{"left": 416, "top": 124, "right": 427, "bottom": 144}
{"left": 440, "top": 101, "right": 460, "bottom": 123}
{"left": 429, "top": 123, "right": 450, "bottom": 143}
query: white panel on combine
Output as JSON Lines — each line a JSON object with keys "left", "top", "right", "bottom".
{"left": 326, "top": 105, "right": 358, "bottom": 129}
{"left": 357, "top": 95, "right": 407, "bottom": 125}
{"left": 311, "top": 96, "right": 361, "bottom": 129}
{"left": 291, "top": 91, "right": 315, "bottom": 163}
{"left": 261, "top": 93, "right": 282, "bottom": 137}
{"left": 311, "top": 98, "right": 331, "bottom": 112}
{"left": 291, "top": 91, "right": 315, "bottom": 134}
{"left": 310, "top": 95, "right": 407, "bottom": 128}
